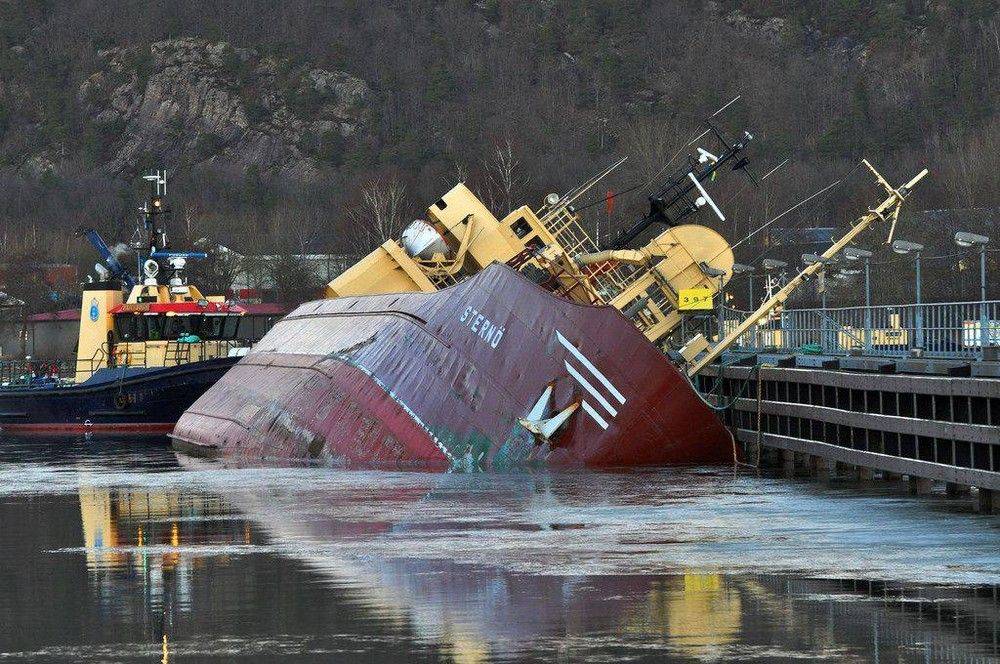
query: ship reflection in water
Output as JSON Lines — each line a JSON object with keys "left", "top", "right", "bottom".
{"left": 0, "top": 436, "right": 998, "bottom": 662}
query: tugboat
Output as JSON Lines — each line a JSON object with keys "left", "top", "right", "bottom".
{"left": 0, "top": 172, "right": 246, "bottom": 433}
{"left": 172, "top": 115, "right": 928, "bottom": 470}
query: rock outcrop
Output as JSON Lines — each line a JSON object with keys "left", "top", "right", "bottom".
{"left": 78, "top": 37, "right": 370, "bottom": 178}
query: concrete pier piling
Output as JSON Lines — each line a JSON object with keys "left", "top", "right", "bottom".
{"left": 977, "top": 488, "right": 997, "bottom": 514}
{"left": 814, "top": 456, "right": 835, "bottom": 483}
{"left": 701, "top": 362, "right": 1000, "bottom": 514}
{"left": 945, "top": 482, "right": 968, "bottom": 496}
{"left": 782, "top": 449, "right": 796, "bottom": 477}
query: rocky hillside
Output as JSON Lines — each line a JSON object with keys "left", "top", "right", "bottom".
{"left": 0, "top": 0, "right": 996, "bottom": 306}
{"left": 74, "top": 38, "right": 369, "bottom": 179}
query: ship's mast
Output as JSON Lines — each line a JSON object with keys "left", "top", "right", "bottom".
{"left": 607, "top": 120, "right": 755, "bottom": 250}
{"left": 686, "top": 160, "right": 929, "bottom": 376}
{"left": 140, "top": 170, "right": 170, "bottom": 256}
{"left": 135, "top": 170, "right": 207, "bottom": 293}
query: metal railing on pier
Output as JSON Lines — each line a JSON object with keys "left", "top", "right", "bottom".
{"left": 721, "top": 300, "right": 1000, "bottom": 361}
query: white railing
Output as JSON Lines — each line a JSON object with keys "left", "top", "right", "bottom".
{"left": 723, "top": 300, "right": 1000, "bottom": 360}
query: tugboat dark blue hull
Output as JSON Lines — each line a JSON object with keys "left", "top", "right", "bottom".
{"left": 0, "top": 356, "right": 239, "bottom": 433}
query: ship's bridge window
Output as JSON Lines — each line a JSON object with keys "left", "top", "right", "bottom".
{"left": 113, "top": 313, "right": 241, "bottom": 341}
{"left": 113, "top": 314, "right": 140, "bottom": 341}
{"left": 199, "top": 314, "right": 241, "bottom": 340}
{"left": 510, "top": 217, "right": 533, "bottom": 239}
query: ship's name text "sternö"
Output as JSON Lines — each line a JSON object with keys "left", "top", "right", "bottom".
{"left": 459, "top": 306, "right": 504, "bottom": 349}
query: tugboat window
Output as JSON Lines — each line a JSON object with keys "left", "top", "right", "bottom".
{"left": 201, "top": 316, "right": 224, "bottom": 339}
{"left": 162, "top": 316, "right": 191, "bottom": 339}
{"left": 113, "top": 315, "right": 139, "bottom": 341}
{"left": 114, "top": 313, "right": 239, "bottom": 341}
{"left": 222, "top": 316, "right": 240, "bottom": 339}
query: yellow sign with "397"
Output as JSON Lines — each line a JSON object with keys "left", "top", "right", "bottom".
{"left": 678, "top": 288, "right": 714, "bottom": 311}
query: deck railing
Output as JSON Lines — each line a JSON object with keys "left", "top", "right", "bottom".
{"left": 0, "top": 358, "right": 76, "bottom": 386}
{"left": 0, "top": 340, "right": 248, "bottom": 387}
{"left": 721, "top": 300, "right": 1000, "bottom": 361}
{"left": 108, "top": 340, "right": 245, "bottom": 371}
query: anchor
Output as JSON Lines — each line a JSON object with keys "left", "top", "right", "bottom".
{"left": 518, "top": 381, "right": 579, "bottom": 444}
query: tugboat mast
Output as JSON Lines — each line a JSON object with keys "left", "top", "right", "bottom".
{"left": 135, "top": 170, "right": 207, "bottom": 296}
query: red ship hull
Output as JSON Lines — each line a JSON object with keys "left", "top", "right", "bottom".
{"left": 171, "top": 264, "right": 733, "bottom": 470}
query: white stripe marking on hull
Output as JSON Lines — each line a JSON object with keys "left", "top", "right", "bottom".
{"left": 555, "top": 331, "right": 626, "bottom": 405}
{"left": 564, "top": 361, "right": 618, "bottom": 417}
{"left": 580, "top": 400, "right": 609, "bottom": 429}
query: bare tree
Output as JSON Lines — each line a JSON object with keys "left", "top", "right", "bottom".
{"left": 346, "top": 176, "right": 408, "bottom": 253}
{"left": 484, "top": 138, "right": 522, "bottom": 215}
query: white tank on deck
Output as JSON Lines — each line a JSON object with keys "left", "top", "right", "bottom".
{"left": 401, "top": 220, "right": 450, "bottom": 260}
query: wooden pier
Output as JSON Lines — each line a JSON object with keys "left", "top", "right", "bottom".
{"left": 699, "top": 355, "right": 1000, "bottom": 513}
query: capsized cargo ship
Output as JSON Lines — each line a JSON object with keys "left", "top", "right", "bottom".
{"left": 0, "top": 172, "right": 247, "bottom": 433}
{"left": 173, "top": 261, "right": 733, "bottom": 469}
{"left": 172, "top": 125, "right": 928, "bottom": 469}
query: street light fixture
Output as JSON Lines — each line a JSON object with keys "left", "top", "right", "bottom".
{"left": 802, "top": 253, "right": 837, "bottom": 265}
{"left": 955, "top": 231, "right": 991, "bottom": 355}
{"left": 955, "top": 232, "right": 989, "bottom": 248}
{"left": 762, "top": 259, "right": 787, "bottom": 271}
{"left": 732, "top": 263, "right": 754, "bottom": 309}
{"left": 891, "top": 239, "right": 924, "bottom": 255}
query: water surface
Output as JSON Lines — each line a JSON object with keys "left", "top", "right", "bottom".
{"left": 0, "top": 435, "right": 997, "bottom": 662}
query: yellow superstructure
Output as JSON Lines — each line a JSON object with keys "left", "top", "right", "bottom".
{"left": 74, "top": 285, "right": 124, "bottom": 382}
{"left": 74, "top": 274, "right": 243, "bottom": 382}
{"left": 327, "top": 182, "right": 734, "bottom": 347}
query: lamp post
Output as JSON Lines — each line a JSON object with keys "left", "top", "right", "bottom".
{"left": 802, "top": 253, "right": 837, "bottom": 309}
{"left": 762, "top": 259, "right": 788, "bottom": 348}
{"left": 955, "top": 232, "right": 990, "bottom": 357}
{"left": 803, "top": 253, "right": 837, "bottom": 352}
{"left": 704, "top": 264, "right": 728, "bottom": 343}
{"left": 844, "top": 247, "right": 873, "bottom": 353}
{"left": 892, "top": 240, "right": 924, "bottom": 350}
{"left": 732, "top": 263, "right": 754, "bottom": 310}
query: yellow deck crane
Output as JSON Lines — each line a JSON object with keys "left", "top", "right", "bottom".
{"left": 685, "top": 160, "right": 929, "bottom": 376}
